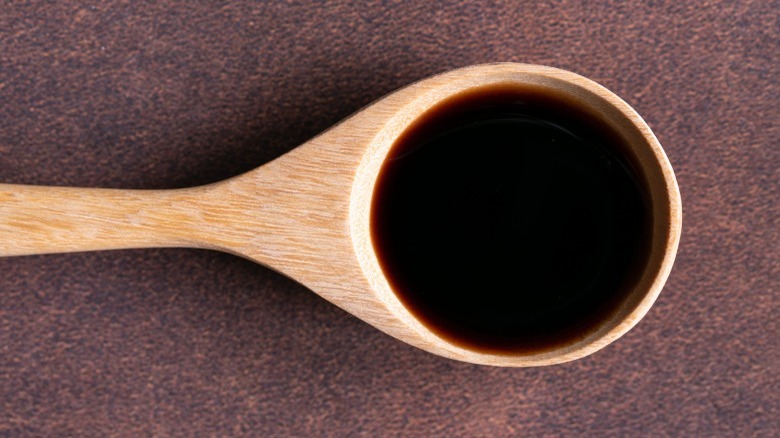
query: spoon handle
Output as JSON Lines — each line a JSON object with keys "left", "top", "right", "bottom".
{"left": 0, "top": 184, "right": 211, "bottom": 257}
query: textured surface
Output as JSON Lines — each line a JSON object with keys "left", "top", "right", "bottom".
{"left": 1, "top": 1, "right": 777, "bottom": 436}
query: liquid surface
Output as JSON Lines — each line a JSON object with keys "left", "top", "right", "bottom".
{"left": 371, "top": 85, "right": 650, "bottom": 353}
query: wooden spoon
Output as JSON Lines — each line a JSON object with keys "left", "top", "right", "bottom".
{"left": 0, "top": 63, "right": 681, "bottom": 366}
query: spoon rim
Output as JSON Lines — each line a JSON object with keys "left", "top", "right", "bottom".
{"left": 349, "top": 63, "right": 682, "bottom": 366}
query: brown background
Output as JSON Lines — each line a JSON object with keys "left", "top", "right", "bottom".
{"left": 1, "top": 1, "right": 777, "bottom": 436}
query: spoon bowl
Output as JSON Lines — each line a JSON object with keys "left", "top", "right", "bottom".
{"left": 0, "top": 63, "right": 681, "bottom": 366}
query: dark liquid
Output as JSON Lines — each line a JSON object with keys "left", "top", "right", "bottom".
{"left": 370, "top": 85, "right": 650, "bottom": 354}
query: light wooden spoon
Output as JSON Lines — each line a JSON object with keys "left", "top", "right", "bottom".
{"left": 0, "top": 63, "right": 681, "bottom": 366}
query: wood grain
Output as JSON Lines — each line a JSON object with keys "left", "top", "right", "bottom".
{"left": 0, "top": 64, "right": 681, "bottom": 367}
